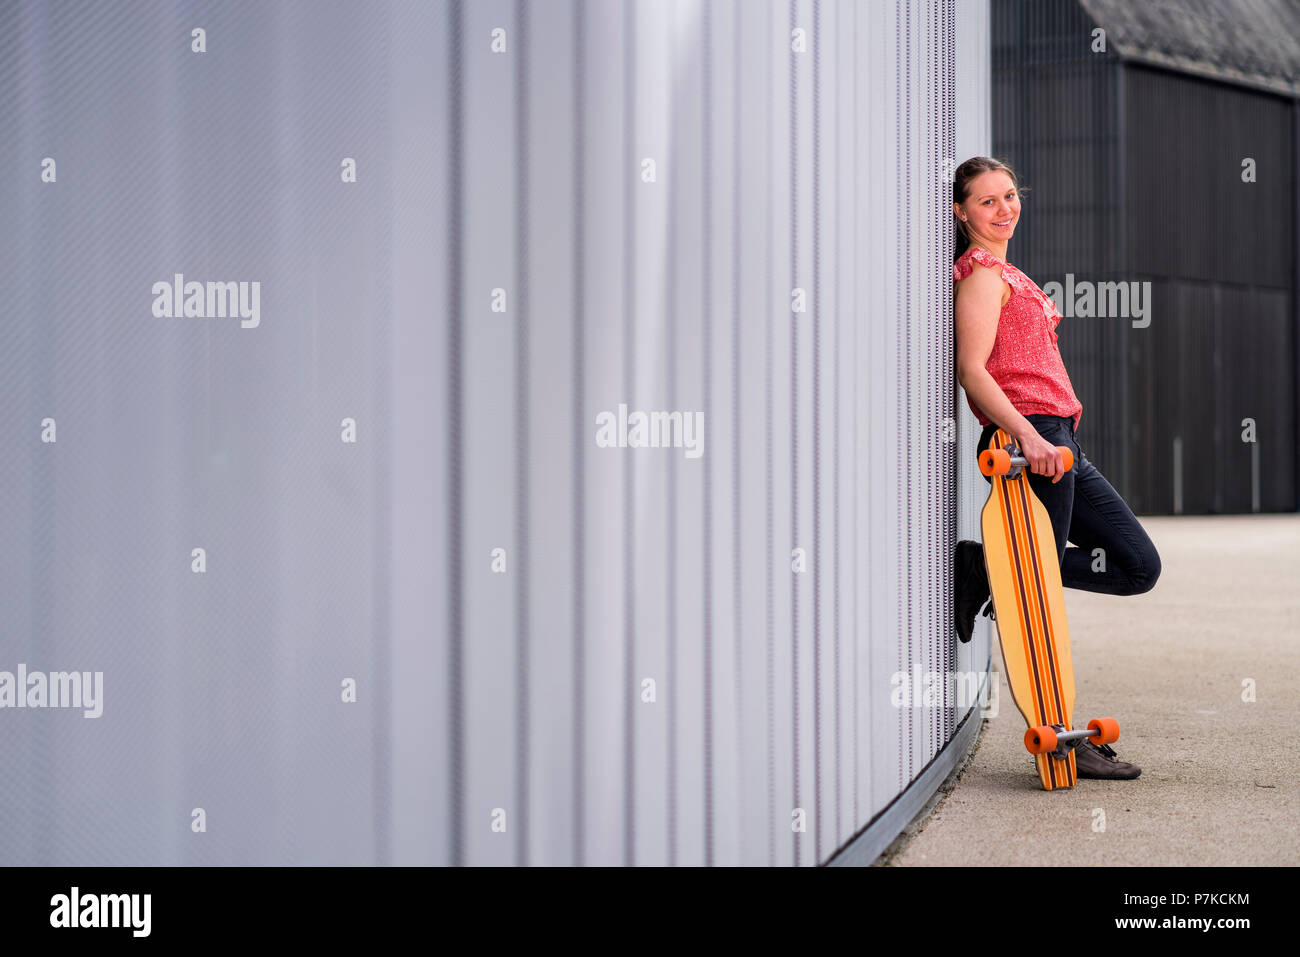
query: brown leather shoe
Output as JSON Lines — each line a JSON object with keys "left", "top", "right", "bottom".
{"left": 1074, "top": 739, "right": 1141, "bottom": 779}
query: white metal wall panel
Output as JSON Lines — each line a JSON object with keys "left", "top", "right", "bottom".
{"left": 0, "top": 0, "right": 991, "bottom": 867}
{"left": 955, "top": 0, "right": 995, "bottom": 669}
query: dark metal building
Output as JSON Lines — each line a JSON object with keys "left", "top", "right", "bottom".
{"left": 990, "top": 0, "right": 1299, "bottom": 513}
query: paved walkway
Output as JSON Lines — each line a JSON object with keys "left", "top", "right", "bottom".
{"left": 884, "top": 515, "right": 1300, "bottom": 866}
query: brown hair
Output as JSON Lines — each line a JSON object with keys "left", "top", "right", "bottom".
{"left": 952, "top": 157, "right": 1029, "bottom": 263}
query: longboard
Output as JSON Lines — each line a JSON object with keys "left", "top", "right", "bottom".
{"left": 978, "top": 428, "right": 1119, "bottom": 790}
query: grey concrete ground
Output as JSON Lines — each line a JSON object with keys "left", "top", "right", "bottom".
{"left": 884, "top": 515, "right": 1300, "bottom": 866}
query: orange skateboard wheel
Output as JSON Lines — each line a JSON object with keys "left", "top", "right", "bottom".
{"left": 1024, "top": 725, "right": 1057, "bottom": 755}
{"left": 1057, "top": 446, "right": 1074, "bottom": 472}
{"left": 979, "top": 448, "right": 1011, "bottom": 476}
{"left": 1087, "top": 717, "right": 1120, "bottom": 745}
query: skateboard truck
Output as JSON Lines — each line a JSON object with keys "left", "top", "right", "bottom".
{"left": 1024, "top": 718, "right": 1120, "bottom": 760}
{"left": 979, "top": 442, "right": 1074, "bottom": 481}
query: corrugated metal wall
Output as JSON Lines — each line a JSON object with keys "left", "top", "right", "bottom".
{"left": 392, "top": 0, "right": 978, "bottom": 868}
{"left": 1124, "top": 65, "right": 1295, "bottom": 514}
{"left": 991, "top": 0, "right": 1297, "bottom": 514}
{"left": 955, "top": 0, "right": 996, "bottom": 699}
{"left": 0, "top": 0, "right": 984, "bottom": 868}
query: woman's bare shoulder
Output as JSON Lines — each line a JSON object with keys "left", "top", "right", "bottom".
{"left": 954, "top": 249, "right": 1012, "bottom": 307}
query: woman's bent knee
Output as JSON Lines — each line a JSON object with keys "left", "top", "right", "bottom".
{"left": 1129, "top": 546, "right": 1161, "bottom": 595}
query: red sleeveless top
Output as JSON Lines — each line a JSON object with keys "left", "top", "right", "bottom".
{"left": 953, "top": 246, "right": 1082, "bottom": 432}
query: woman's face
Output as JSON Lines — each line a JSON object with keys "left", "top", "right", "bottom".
{"left": 954, "top": 171, "right": 1020, "bottom": 246}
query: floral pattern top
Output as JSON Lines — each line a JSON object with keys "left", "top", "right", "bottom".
{"left": 953, "top": 246, "right": 1082, "bottom": 432}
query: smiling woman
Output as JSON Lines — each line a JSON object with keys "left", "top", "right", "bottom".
{"left": 949, "top": 155, "right": 1161, "bottom": 780}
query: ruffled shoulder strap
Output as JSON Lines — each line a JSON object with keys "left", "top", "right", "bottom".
{"left": 953, "top": 246, "right": 1006, "bottom": 282}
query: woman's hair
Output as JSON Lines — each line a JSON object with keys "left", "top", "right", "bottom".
{"left": 952, "top": 156, "right": 1029, "bottom": 262}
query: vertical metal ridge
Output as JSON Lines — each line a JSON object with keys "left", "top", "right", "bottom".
{"left": 1294, "top": 96, "right": 1300, "bottom": 513}
{"left": 666, "top": 0, "right": 679, "bottom": 869}
{"left": 851, "top": 0, "right": 860, "bottom": 836}
{"left": 371, "top": 4, "right": 395, "bottom": 866}
{"left": 447, "top": 0, "right": 466, "bottom": 868}
{"left": 830, "top": 0, "right": 843, "bottom": 856}
{"left": 765, "top": 0, "right": 777, "bottom": 870}
{"left": 811, "top": 0, "right": 823, "bottom": 865}
{"left": 1115, "top": 56, "right": 1130, "bottom": 498}
{"left": 730, "top": 0, "right": 746, "bottom": 867}
{"left": 944, "top": 0, "right": 956, "bottom": 742}
{"left": 701, "top": 0, "right": 715, "bottom": 868}
{"left": 512, "top": 0, "right": 532, "bottom": 868}
{"left": 926, "top": 0, "right": 937, "bottom": 758}
{"left": 904, "top": 0, "right": 914, "bottom": 783}
{"left": 788, "top": 0, "right": 800, "bottom": 868}
{"left": 572, "top": 0, "right": 587, "bottom": 869}
{"left": 935, "top": 0, "right": 945, "bottom": 750}
{"left": 895, "top": 0, "right": 905, "bottom": 795}
{"left": 621, "top": 0, "right": 637, "bottom": 868}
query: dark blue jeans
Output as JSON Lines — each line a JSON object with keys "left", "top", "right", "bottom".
{"left": 979, "top": 415, "right": 1161, "bottom": 595}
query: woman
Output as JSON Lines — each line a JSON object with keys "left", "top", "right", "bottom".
{"left": 950, "top": 156, "right": 1161, "bottom": 780}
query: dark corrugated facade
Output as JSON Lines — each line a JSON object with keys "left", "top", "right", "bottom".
{"left": 989, "top": 0, "right": 1298, "bottom": 514}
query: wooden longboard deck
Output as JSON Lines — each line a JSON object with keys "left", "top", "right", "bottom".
{"left": 980, "top": 428, "right": 1078, "bottom": 790}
